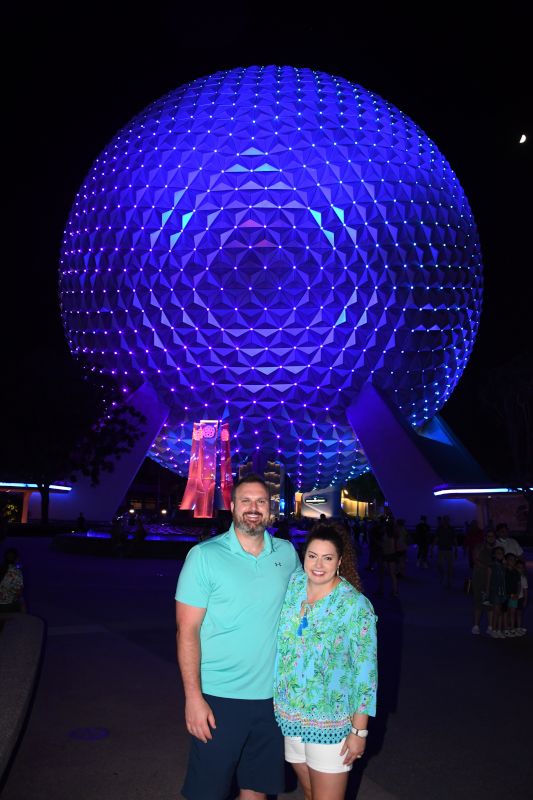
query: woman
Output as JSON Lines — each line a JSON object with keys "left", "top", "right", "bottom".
{"left": 274, "top": 523, "right": 377, "bottom": 800}
{"left": 394, "top": 518, "right": 408, "bottom": 578}
{"left": 487, "top": 545, "right": 506, "bottom": 638}
{"left": 470, "top": 529, "right": 495, "bottom": 634}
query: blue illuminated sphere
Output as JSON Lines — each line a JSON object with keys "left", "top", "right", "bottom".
{"left": 60, "top": 66, "right": 483, "bottom": 490}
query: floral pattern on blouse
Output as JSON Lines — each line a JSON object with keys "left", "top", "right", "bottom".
{"left": 274, "top": 571, "right": 377, "bottom": 744}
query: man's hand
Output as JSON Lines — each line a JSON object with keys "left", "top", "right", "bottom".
{"left": 185, "top": 695, "right": 216, "bottom": 743}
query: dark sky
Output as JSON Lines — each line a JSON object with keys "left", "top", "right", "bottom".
{"left": 9, "top": 7, "right": 531, "bottom": 478}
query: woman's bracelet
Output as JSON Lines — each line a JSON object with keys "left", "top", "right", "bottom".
{"left": 351, "top": 727, "right": 368, "bottom": 738}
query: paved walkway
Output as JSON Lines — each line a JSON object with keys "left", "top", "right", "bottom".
{"left": 0, "top": 536, "right": 531, "bottom": 800}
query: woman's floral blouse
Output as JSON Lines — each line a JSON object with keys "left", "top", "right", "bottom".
{"left": 274, "top": 571, "right": 377, "bottom": 744}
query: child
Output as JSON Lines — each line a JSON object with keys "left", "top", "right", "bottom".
{"left": 515, "top": 559, "right": 528, "bottom": 636}
{"left": 487, "top": 546, "right": 506, "bottom": 638}
{"left": 503, "top": 553, "right": 520, "bottom": 637}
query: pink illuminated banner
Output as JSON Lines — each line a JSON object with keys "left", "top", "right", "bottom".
{"left": 196, "top": 422, "right": 218, "bottom": 518}
{"left": 220, "top": 422, "right": 233, "bottom": 510}
{"left": 181, "top": 420, "right": 231, "bottom": 517}
{"left": 180, "top": 423, "right": 203, "bottom": 512}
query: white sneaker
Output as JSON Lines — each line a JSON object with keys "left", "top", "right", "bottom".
{"left": 515, "top": 628, "right": 526, "bottom": 636}
{"left": 471, "top": 625, "right": 480, "bottom": 635}
{"left": 486, "top": 626, "right": 493, "bottom": 635}
{"left": 491, "top": 630, "right": 502, "bottom": 638}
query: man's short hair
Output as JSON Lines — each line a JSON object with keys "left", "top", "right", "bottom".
{"left": 231, "top": 473, "right": 270, "bottom": 503}
{"left": 495, "top": 523, "right": 508, "bottom": 533}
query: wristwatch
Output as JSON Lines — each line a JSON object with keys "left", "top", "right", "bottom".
{"left": 351, "top": 727, "right": 368, "bottom": 738}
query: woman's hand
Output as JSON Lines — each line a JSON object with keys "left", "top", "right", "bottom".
{"left": 340, "top": 732, "right": 366, "bottom": 765}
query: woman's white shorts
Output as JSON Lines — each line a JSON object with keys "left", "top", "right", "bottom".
{"left": 284, "top": 735, "right": 352, "bottom": 773}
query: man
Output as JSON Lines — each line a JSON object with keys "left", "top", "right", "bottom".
{"left": 494, "top": 522, "right": 523, "bottom": 558}
{"left": 435, "top": 515, "right": 457, "bottom": 588}
{"left": 463, "top": 519, "right": 484, "bottom": 569}
{"left": 414, "top": 515, "right": 430, "bottom": 568}
{"left": 175, "top": 474, "right": 301, "bottom": 800}
{"left": 470, "top": 529, "right": 496, "bottom": 635}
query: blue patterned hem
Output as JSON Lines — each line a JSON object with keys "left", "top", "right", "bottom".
{"left": 274, "top": 712, "right": 351, "bottom": 744}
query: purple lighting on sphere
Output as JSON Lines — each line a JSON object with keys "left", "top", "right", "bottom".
{"left": 59, "top": 66, "right": 483, "bottom": 490}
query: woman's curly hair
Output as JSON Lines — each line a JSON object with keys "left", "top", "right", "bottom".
{"left": 305, "top": 521, "right": 363, "bottom": 592}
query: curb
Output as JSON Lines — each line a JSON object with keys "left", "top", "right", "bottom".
{"left": 0, "top": 614, "right": 46, "bottom": 783}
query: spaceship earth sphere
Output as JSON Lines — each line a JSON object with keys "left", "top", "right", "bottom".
{"left": 60, "top": 66, "right": 483, "bottom": 490}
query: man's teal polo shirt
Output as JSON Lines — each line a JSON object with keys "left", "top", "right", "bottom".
{"left": 175, "top": 524, "right": 301, "bottom": 699}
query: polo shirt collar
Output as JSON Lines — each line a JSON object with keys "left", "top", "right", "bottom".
{"left": 226, "top": 523, "right": 273, "bottom": 555}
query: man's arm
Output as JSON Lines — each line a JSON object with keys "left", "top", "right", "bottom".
{"left": 176, "top": 601, "right": 216, "bottom": 742}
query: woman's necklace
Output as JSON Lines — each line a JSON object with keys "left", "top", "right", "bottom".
{"left": 297, "top": 597, "right": 320, "bottom": 636}
{"left": 297, "top": 599, "right": 312, "bottom": 636}
{"left": 297, "top": 578, "right": 341, "bottom": 636}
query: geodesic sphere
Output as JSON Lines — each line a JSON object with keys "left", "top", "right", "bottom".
{"left": 60, "top": 65, "right": 483, "bottom": 490}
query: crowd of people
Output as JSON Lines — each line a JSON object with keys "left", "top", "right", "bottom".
{"left": 345, "top": 512, "right": 461, "bottom": 597}
{"left": 470, "top": 523, "right": 528, "bottom": 638}
{"left": 277, "top": 512, "right": 529, "bottom": 643}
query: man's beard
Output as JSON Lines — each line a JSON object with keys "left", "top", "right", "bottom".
{"left": 235, "top": 514, "right": 267, "bottom": 537}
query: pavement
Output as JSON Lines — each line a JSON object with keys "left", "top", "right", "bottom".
{"left": 0, "top": 613, "right": 45, "bottom": 780}
{"left": 0, "top": 535, "right": 531, "bottom": 800}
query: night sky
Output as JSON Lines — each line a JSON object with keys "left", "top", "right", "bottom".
{"left": 10, "top": 7, "right": 531, "bottom": 481}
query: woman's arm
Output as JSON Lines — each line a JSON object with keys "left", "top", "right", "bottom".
{"left": 341, "top": 599, "right": 378, "bottom": 766}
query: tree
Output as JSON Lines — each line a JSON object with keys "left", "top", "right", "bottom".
{"left": 3, "top": 347, "right": 146, "bottom": 523}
